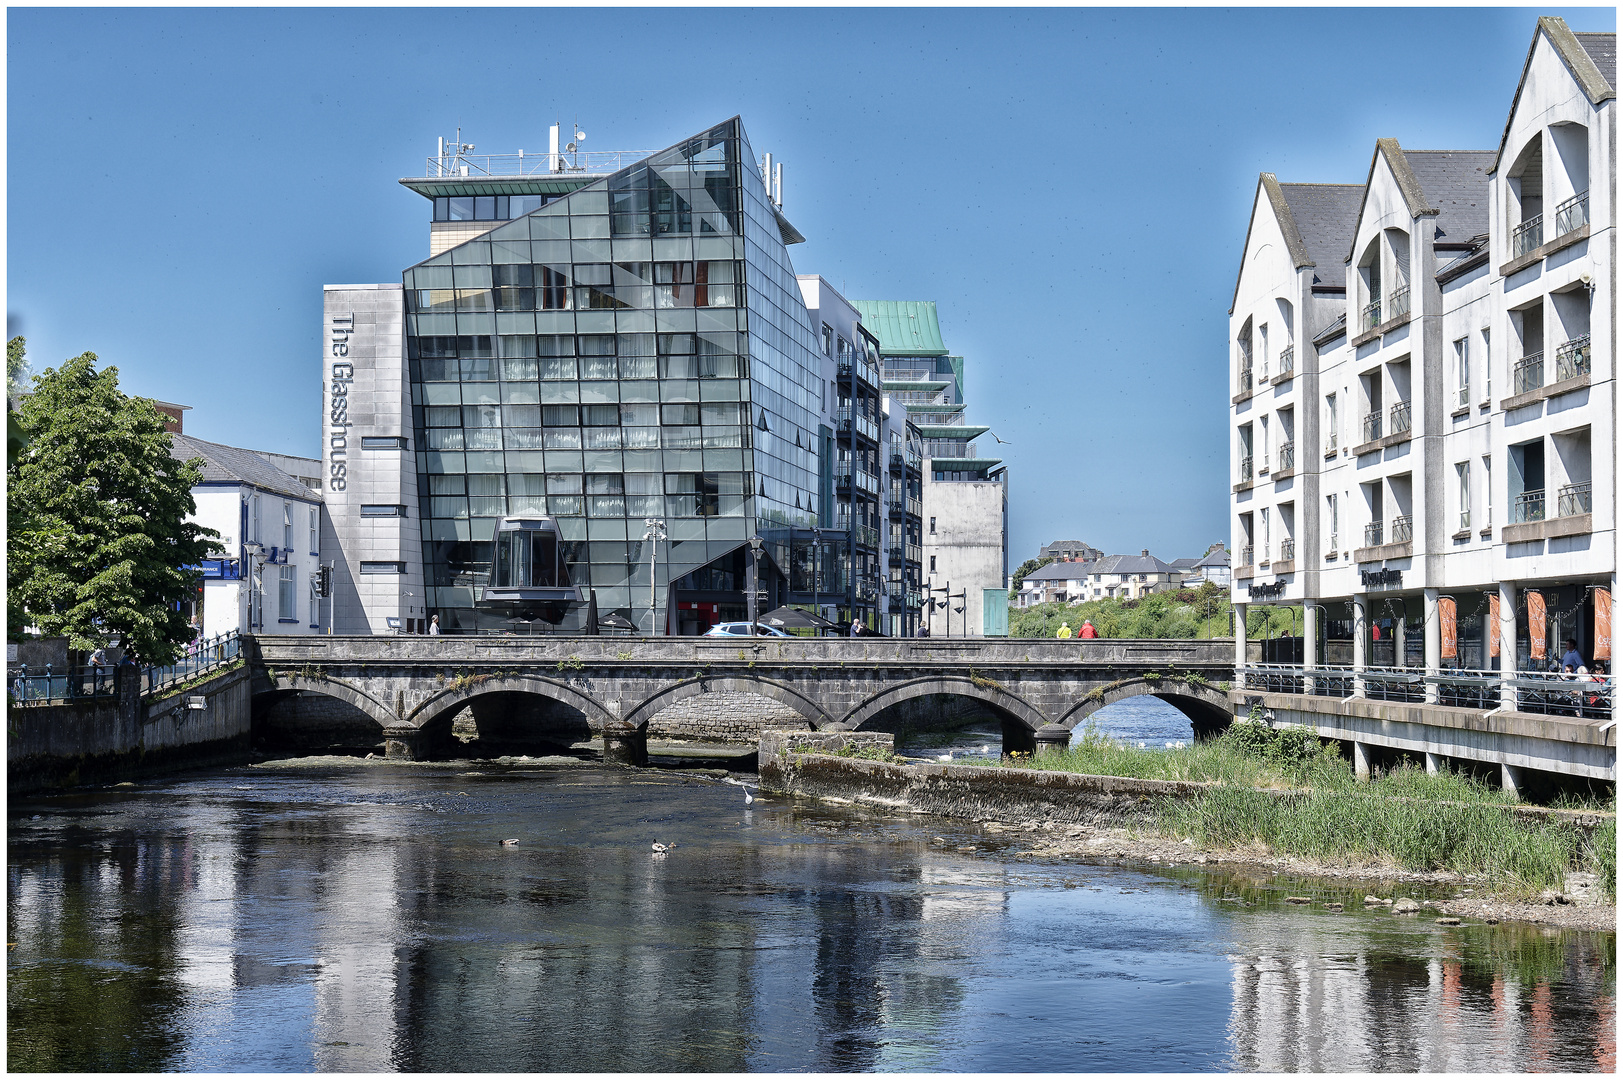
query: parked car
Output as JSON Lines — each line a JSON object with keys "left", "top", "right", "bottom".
{"left": 703, "top": 622, "right": 791, "bottom": 637}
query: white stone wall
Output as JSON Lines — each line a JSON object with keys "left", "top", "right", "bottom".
{"left": 921, "top": 468, "right": 1006, "bottom": 636}
{"left": 321, "top": 285, "right": 424, "bottom": 635}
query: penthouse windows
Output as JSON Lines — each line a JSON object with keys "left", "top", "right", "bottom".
{"left": 432, "top": 195, "right": 552, "bottom": 222}
{"left": 405, "top": 261, "right": 740, "bottom": 314}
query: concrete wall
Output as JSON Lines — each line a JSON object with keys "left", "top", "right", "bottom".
{"left": 922, "top": 470, "right": 1006, "bottom": 636}
{"left": 8, "top": 665, "right": 253, "bottom": 794}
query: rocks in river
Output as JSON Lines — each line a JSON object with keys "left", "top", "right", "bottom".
{"left": 1436, "top": 917, "right": 1462, "bottom": 926}
{"left": 1324, "top": 903, "right": 1344, "bottom": 912}
{"left": 1392, "top": 898, "right": 1423, "bottom": 913}
{"left": 1364, "top": 896, "right": 1392, "bottom": 907}
{"left": 1284, "top": 896, "right": 1312, "bottom": 904}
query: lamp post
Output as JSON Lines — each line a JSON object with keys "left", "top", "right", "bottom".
{"left": 747, "top": 536, "right": 765, "bottom": 633}
{"left": 243, "top": 541, "right": 264, "bottom": 632}
{"left": 643, "top": 518, "right": 667, "bottom": 636}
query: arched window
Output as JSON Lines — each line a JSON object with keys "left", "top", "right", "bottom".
{"left": 1508, "top": 135, "right": 1544, "bottom": 256}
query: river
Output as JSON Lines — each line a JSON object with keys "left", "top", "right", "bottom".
{"left": 8, "top": 742, "right": 1614, "bottom": 1073}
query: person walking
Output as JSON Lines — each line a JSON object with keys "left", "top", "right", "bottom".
{"left": 429, "top": 614, "right": 441, "bottom": 636}
{"left": 1055, "top": 622, "right": 1072, "bottom": 639}
{"left": 1078, "top": 619, "right": 1098, "bottom": 639}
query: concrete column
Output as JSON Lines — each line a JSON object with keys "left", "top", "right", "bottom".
{"left": 1423, "top": 588, "right": 1441, "bottom": 704}
{"left": 1393, "top": 607, "right": 1407, "bottom": 669}
{"left": 1501, "top": 761, "right": 1525, "bottom": 799}
{"left": 1351, "top": 594, "right": 1368, "bottom": 697}
{"left": 1425, "top": 751, "right": 1443, "bottom": 775}
{"left": 602, "top": 721, "right": 648, "bottom": 767}
{"left": 1233, "top": 602, "right": 1248, "bottom": 689}
{"left": 1353, "top": 740, "right": 1374, "bottom": 783}
{"left": 1033, "top": 724, "right": 1071, "bottom": 757}
{"left": 1303, "top": 601, "right": 1319, "bottom": 696}
{"left": 1498, "top": 579, "right": 1519, "bottom": 711}
{"left": 383, "top": 728, "right": 423, "bottom": 760}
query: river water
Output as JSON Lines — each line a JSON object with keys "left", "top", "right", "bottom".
{"left": 8, "top": 739, "right": 1615, "bottom": 1073}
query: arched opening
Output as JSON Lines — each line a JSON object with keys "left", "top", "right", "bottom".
{"left": 640, "top": 688, "right": 813, "bottom": 743}
{"left": 1235, "top": 315, "right": 1254, "bottom": 394}
{"left": 843, "top": 679, "right": 1046, "bottom": 757}
{"left": 1549, "top": 123, "right": 1589, "bottom": 234}
{"left": 1059, "top": 681, "right": 1235, "bottom": 744}
{"left": 253, "top": 688, "right": 388, "bottom": 756}
{"left": 1508, "top": 135, "right": 1544, "bottom": 255}
{"left": 404, "top": 676, "right": 619, "bottom": 760}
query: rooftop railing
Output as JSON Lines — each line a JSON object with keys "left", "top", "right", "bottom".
{"left": 420, "top": 149, "right": 656, "bottom": 179}
{"left": 1555, "top": 335, "right": 1590, "bottom": 382}
{"left": 1389, "top": 399, "right": 1411, "bottom": 437}
{"left": 1362, "top": 410, "right": 1382, "bottom": 443}
{"left": 1513, "top": 352, "right": 1544, "bottom": 395}
{"left": 1558, "top": 481, "right": 1592, "bottom": 518}
{"left": 1390, "top": 514, "right": 1412, "bottom": 544}
{"left": 1512, "top": 214, "right": 1543, "bottom": 258}
{"left": 1511, "top": 489, "right": 1545, "bottom": 524}
{"left": 1555, "top": 190, "right": 1588, "bottom": 236}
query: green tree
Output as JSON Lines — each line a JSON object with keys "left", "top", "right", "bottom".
{"left": 7, "top": 336, "right": 31, "bottom": 464}
{"left": 8, "top": 352, "right": 216, "bottom": 664}
{"left": 1009, "top": 556, "right": 1053, "bottom": 597}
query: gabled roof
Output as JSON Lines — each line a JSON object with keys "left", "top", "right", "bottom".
{"left": 1194, "top": 548, "right": 1231, "bottom": 569}
{"left": 1023, "top": 561, "right": 1096, "bottom": 583}
{"left": 851, "top": 301, "right": 949, "bottom": 357}
{"left": 1492, "top": 19, "right": 1616, "bottom": 173}
{"left": 1229, "top": 174, "right": 1362, "bottom": 313}
{"left": 171, "top": 433, "right": 320, "bottom": 502}
{"left": 1092, "top": 554, "right": 1176, "bottom": 575}
{"left": 1345, "top": 141, "right": 1492, "bottom": 263}
{"left": 1169, "top": 557, "right": 1200, "bottom": 570}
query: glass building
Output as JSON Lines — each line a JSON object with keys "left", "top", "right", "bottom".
{"left": 398, "top": 118, "right": 823, "bottom": 632}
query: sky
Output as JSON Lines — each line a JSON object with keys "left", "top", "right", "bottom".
{"left": 7, "top": 6, "right": 1615, "bottom": 565}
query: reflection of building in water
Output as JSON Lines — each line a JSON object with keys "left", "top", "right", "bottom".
{"left": 918, "top": 863, "right": 1011, "bottom": 922}
{"left": 1224, "top": 920, "right": 1617, "bottom": 1071}
{"left": 310, "top": 844, "right": 402, "bottom": 1070}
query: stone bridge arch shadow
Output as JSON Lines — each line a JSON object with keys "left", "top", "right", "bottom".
{"left": 1057, "top": 678, "right": 1234, "bottom": 742}
{"left": 839, "top": 677, "right": 1050, "bottom": 754}
{"left": 622, "top": 676, "right": 830, "bottom": 743}
{"left": 402, "top": 674, "right": 621, "bottom": 759}
{"left": 252, "top": 675, "right": 395, "bottom": 756}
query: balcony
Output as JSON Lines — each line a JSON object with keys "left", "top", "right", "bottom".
{"left": 1389, "top": 515, "right": 1412, "bottom": 544}
{"left": 835, "top": 406, "right": 879, "bottom": 444}
{"left": 1361, "top": 299, "right": 1383, "bottom": 333}
{"left": 1386, "top": 284, "right": 1410, "bottom": 321}
{"left": 1275, "top": 345, "right": 1294, "bottom": 381}
{"left": 1279, "top": 537, "right": 1295, "bottom": 562}
{"left": 1558, "top": 481, "right": 1592, "bottom": 517}
{"left": 1555, "top": 335, "right": 1591, "bottom": 383}
{"left": 1236, "top": 367, "right": 1253, "bottom": 396}
{"left": 1512, "top": 353, "right": 1544, "bottom": 396}
{"left": 889, "top": 451, "right": 906, "bottom": 474}
{"left": 1324, "top": 431, "right": 1338, "bottom": 457}
{"left": 906, "top": 543, "right": 922, "bottom": 564}
{"left": 907, "top": 496, "right": 922, "bottom": 518}
{"left": 1555, "top": 190, "right": 1588, "bottom": 236}
{"left": 1512, "top": 215, "right": 1544, "bottom": 259}
{"left": 1237, "top": 456, "right": 1253, "bottom": 485}
{"left": 1511, "top": 490, "right": 1545, "bottom": 525}
{"left": 1388, "top": 399, "right": 1411, "bottom": 438}
{"left": 1276, "top": 441, "right": 1295, "bottom": 474}
{"left": 837, "top": 358, "right": 882, "bottom": 389}
{"left": 835, "top": 462, "right": 880, "bottom": 496}
{"left": 1361, "top": 410, "right": 1382, "bottom": 443}
{"left": 1239, "top": 545, "right": 1254, "bottom": 567}
{"left": 887, "top": 548, "right": 904, "bottom": 567}
{"left": 1364, "top": 521, "right": 1384, "bottom": 547}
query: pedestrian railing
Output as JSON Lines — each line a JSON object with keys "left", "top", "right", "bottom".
{"left": 9, "top": 664, "right": 121, "bottom": 704}
{"left": 141, "top": 631, "right": 241, "bottom": 697}
{"left": 1235, "top": 664, "right": 1611, "bottom": 718}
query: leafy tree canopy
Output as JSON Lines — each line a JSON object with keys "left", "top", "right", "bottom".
{"left": 8, "top": 351, "right": 217, "bottom": 663}
{"left": 1009, "top": 556, "right": 1053, "bottom": 595}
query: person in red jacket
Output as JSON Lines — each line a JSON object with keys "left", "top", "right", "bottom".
{"left": 1078, "top": 619, "right": 1098, "bottom": 639}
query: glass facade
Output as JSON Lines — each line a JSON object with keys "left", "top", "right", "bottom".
{"left": 404, "top": 120, "right": 822, "bottom": 631}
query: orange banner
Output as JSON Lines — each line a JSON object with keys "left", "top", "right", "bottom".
{"left": 1527, "top": 590, "right": 1547, "bottom": 661}
{"left": 1439, "top": 597, "right": 1458, "bottom": 659}
{"left": 1489, "top": 593, "right": 1501, "bottom": 657}
{"left": 1596, "top": 589, "right": 1612, "bottom": 662}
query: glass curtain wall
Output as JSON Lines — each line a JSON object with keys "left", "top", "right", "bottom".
{"left": 404, "top": 119, "right": 821, "bottom": 631}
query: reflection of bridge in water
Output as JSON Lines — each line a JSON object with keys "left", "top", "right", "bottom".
{"left": 247, "top": 636, "right": 1234, "bottom": 759}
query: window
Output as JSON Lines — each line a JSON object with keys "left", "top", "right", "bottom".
{"left": 360, "top": 561, "right": 405, "bottom": 574}
{"left": 1456, "top": 462, "right": 1471, "bottom": 532}
{"left": 1453, "top": 336, "right": 1470, "bottom": 408}
{"left": 929, "top": 517, "right": 936, "bottom": 534}
{"left": 822, "top": 324, "right": 833, "bottom": 357}
{"left": 1483, "top": 456, "right": 1493, "bottom": 526}
{"left": 278, "top": 565, "right": 296, "bottom": 622}
{"left": 1326, "top": 494, "right": 1338, "bottom": 550}
{"left": 361, "top": 505, "right": 408, "bottom": 517}
{"left": 1325, "top": 393, "right": 1337, "bottom": 454}
{"left": 929, "top": 556, "right": 936, "bottom": 573}
{"left": 361, "top": 436, "right": 408, "bottom": 450}
{"left": 283, "top": 503, "right": 293, "bottom": 551}
{"left": 309, "top": 506, "right": 318, "bottom": 554}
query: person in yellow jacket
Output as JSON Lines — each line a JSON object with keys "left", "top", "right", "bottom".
{"left": 1056, "top": 622, "right": 1072, "bottom": 639}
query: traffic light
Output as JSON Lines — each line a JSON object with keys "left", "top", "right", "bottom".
{"left": 316, "top": 564, "right": 332, "bottom": 598}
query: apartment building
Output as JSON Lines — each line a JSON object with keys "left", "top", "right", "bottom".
{"left": 1229, "top": 17, "right": 1615, "bottom": 694}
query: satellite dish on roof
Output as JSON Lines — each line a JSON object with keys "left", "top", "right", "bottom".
{"left": 575, "top": 129, "right": 586, "bottom": 141}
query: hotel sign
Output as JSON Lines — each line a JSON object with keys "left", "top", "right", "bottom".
{"left": 1248, "top": 581, "right": 1285, "bottom": 599}
{"left": 328, "top": 313, "right": 354, "bottom": 492}
{"left": 1360, "top": 567, "right": 1401, "bottom": 589}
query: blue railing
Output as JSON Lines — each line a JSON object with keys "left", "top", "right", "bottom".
{"left": 141, "top": 631, "right": 241, "bottom": 697}
{"left": 9, "top": 631, "right": 242, "bottom": 704}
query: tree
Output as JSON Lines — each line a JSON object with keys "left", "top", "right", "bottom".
{"left": 7, "top": 336, "right": 31, "bottom": 464}
{"left": 8, "top": 351, "right": 217, "bottom": 664}
{"left": 1009, "top": 556, "right": 1053, "bottom": 597}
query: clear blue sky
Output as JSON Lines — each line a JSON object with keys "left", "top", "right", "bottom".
{"left": 8, "top": 7, "right": 1613, "bottom": 564}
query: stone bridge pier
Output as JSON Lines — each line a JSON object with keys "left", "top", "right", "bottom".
{"left": 245, "top": 636, "right": 1237, "bottom": 761}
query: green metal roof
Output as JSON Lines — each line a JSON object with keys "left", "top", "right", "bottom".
{"left": 399, "top": 176, "right": 602, "bottom": 199}
{"left": 881, "top": 379, "right": 951, "bottom": 391}
{"left": 851, "top": 301, "right": 949, "bottom": 357}
{"left": 917, "top": 424, "right": 989, "bottom": 439}
{"left": 926, "top": 457, "right": 1004, "bottom": 473}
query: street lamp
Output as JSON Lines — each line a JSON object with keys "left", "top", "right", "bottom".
{"left": 747, "top": 536, "right": 765, "bottom": 633}
{"left": 643, "top": 518, "right": 667, "bottom": 636}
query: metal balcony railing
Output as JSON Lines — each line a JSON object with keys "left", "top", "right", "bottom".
{"left": 1238, "top": 545, "right": 1253, "bottom": 567}
{"left": 1390, "top": 515, "right": 1412, "bottom": 544}
{"left": 1558, "top": 481, "right": 1592, "bottom": 517}
{"left": 1236, "top": 367, "right": 1253, "bottom": 395}
{"left": 1364, "top": 521, "right": 1384, "bottom": 547}
{"left": 1506, "top": 214, "right": 1545, "bottom": 259}
{"left": 1386, "top": 284, "right": 1410, "bottom": 321}
{"left": 1512, "top": 215, "right": 1543, "bottom": 258}
{"left": 1555, "top": 335, "right": 1591, "bottom": 382}
{"left": 889, "top": 451, "right": 905, "bottom": 472}
{"left": 1362, "top": 299, "right": 1383, "bottom": 333}
{"left": 1277, "top": 442, "right": 1294, "bottom": 472}
{"left": 1513, "top": 353, "right": 1544, "bottom": 395}
{"left": 1555, "top": 190, "right": 1588, "bottom": 236}
{"left": 1457, "top": 384, "right": 1471, "bottom": 409}
{"left": 1279, "top": 537, "right": 1295, "bottom": 562}
{"left": 1238, "top": 456, "right": 1253, "bottom": 483}
{"left": 1276, "top": 345, "right": 1294, "bottom": 380}
{"left": 1389, "top": 399, "right": 1411, "bottom": 437}
{"left": 1362, "top": 410, "right": 1382, "bottom": 443}
{"left": 1511, "top": 490, "right": 1545, "bottom": 524}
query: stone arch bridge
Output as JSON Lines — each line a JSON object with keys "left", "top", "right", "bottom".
{"left": 247, "top": 635, "right": 1237, "bottom": 759}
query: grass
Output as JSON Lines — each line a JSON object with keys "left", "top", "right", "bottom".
{"left": 996, "top": 719, "right": 1616, "bottom": 898}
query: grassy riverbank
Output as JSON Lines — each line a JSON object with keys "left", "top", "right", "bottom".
{"left": 997, "top": 721, "right": 1616, "bottom": 900}
{"left": 1009, "top": 582, "right": 1301, "bottom": 640}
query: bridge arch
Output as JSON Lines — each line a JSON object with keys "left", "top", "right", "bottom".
{"left": 1057, "top": 678, "right": 1233, "bottom": 740}
{"left": 622, "top": 675, "right": 832, "bottom": 733}
{"left": 838, "top": 676, "right": 1049, "bottom": 741}
{"left": 252, "top": 674, "right": 397, "bottom": 754}
{"left": 405, "top": 674, "right": 618, "bottom": 732}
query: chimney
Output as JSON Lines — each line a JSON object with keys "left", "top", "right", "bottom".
{"left": 1141, "top": 549, "right": 1149, "bottom": 557}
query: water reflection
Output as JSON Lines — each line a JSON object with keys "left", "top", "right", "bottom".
{"left": 7, "top": 762, "right": 1614, "bottom": 1072}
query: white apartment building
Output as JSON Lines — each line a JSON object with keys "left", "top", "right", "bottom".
{"left": 1229, "top": 16, "right": 1615, "bottom": 697}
